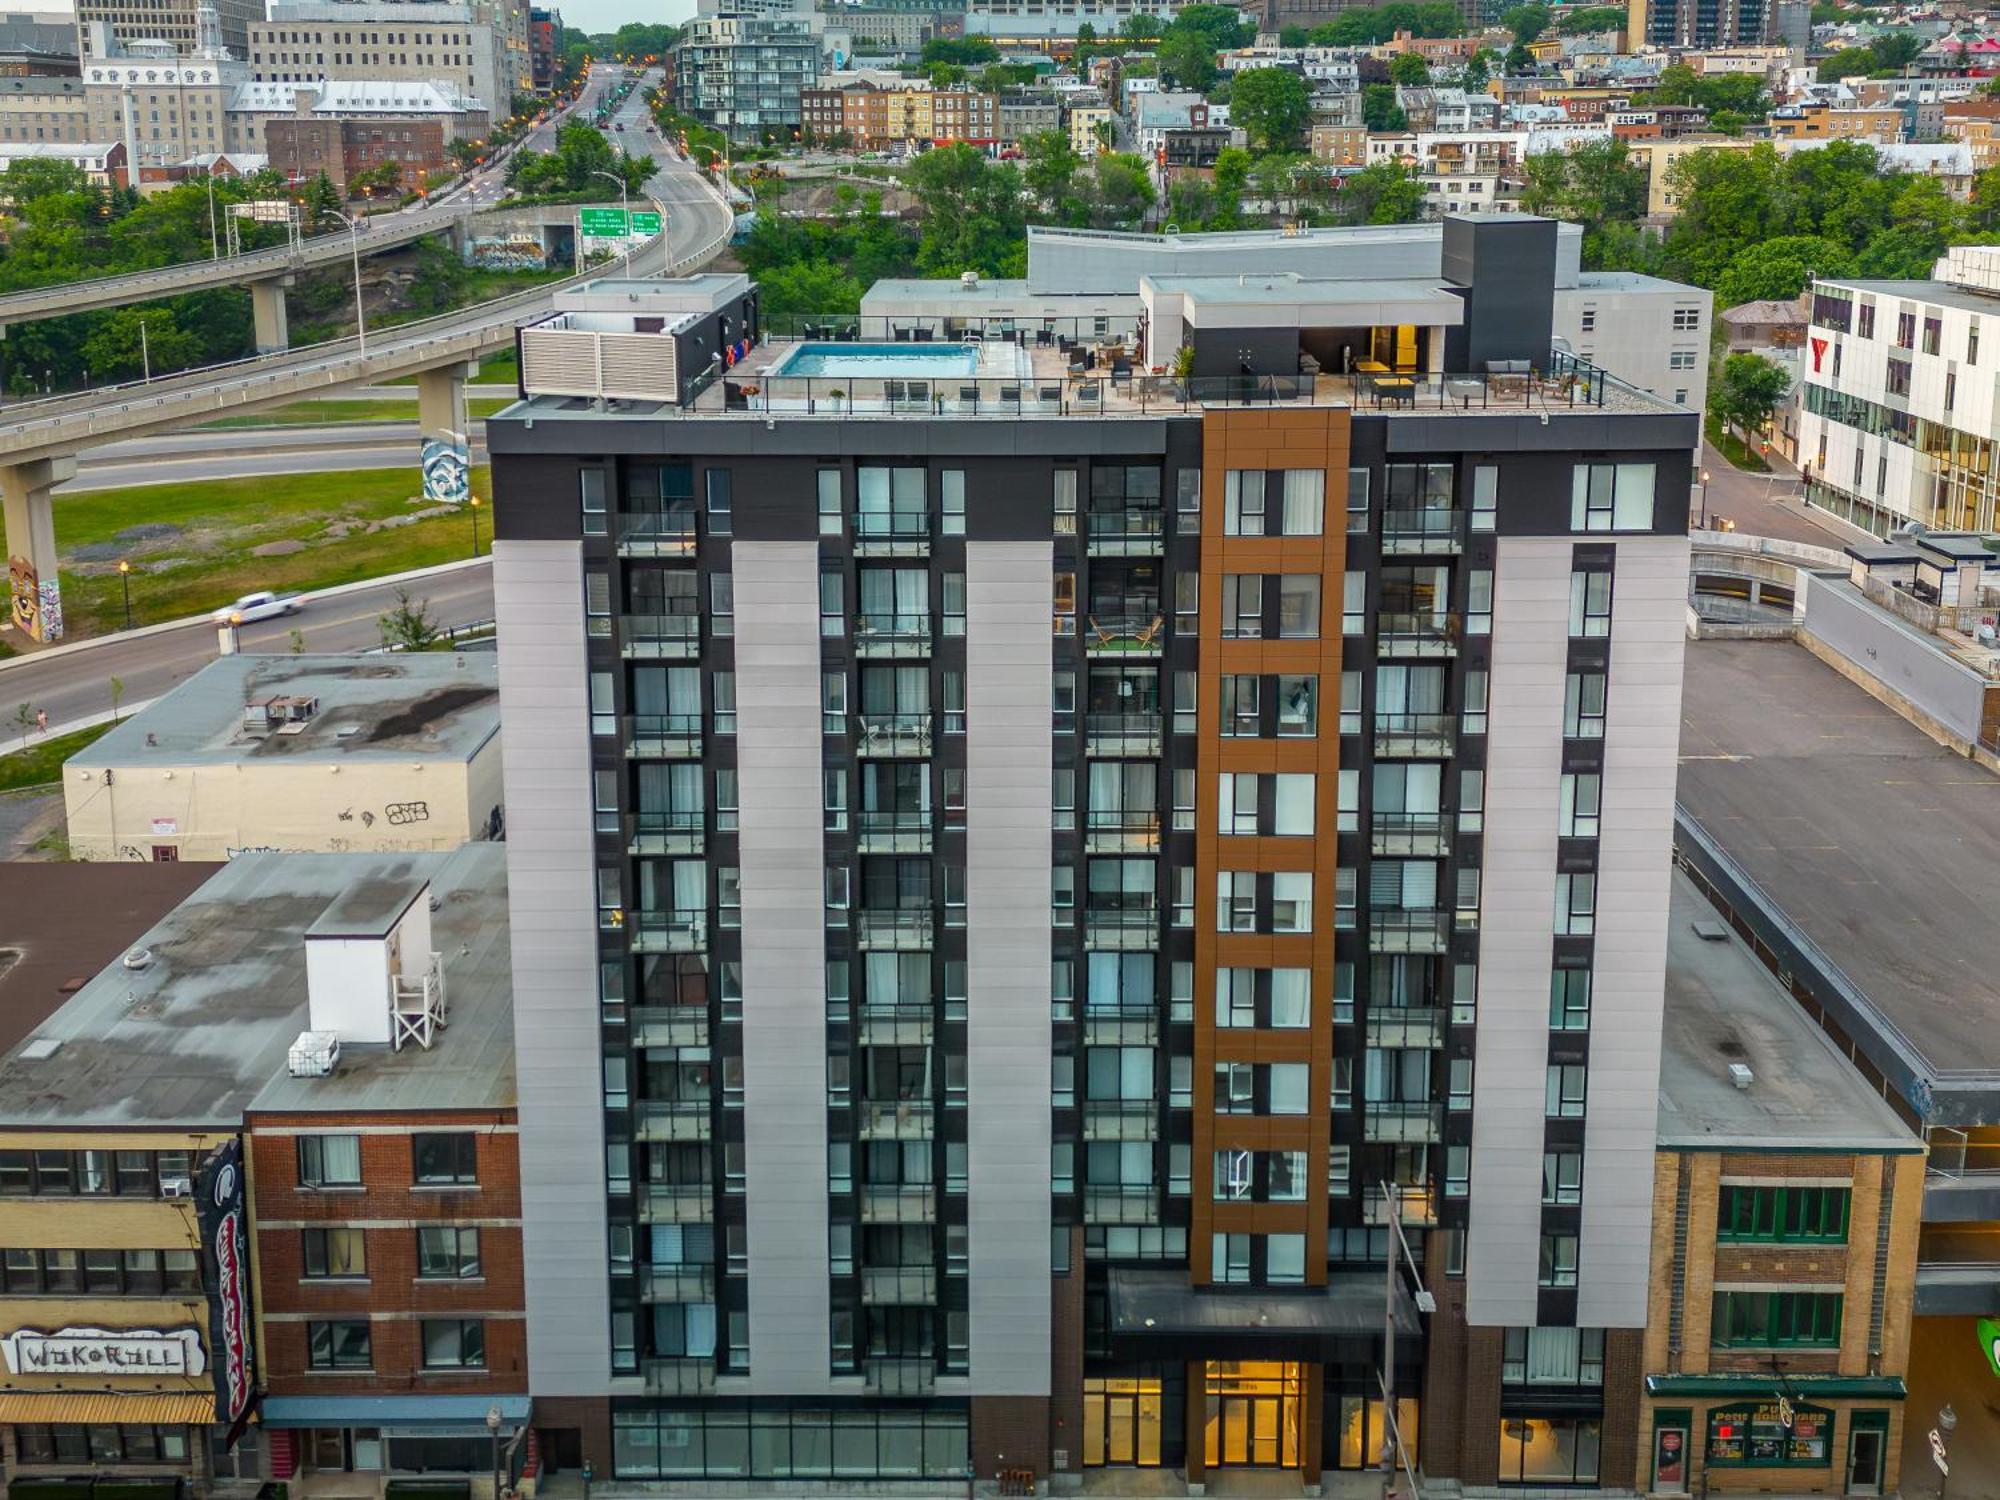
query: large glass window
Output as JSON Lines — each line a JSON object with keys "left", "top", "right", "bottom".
{"left": 1716, "top": 1184, "right": 1850, "bottom": 1243}
{"left": 297, "top": 1134, "right": 362, "bottom": 1188}
{"left": 1710, "top": 1291, "right": 1843, "bottom": 1348}
{"left": 1496, "top": 1418, "right": 1600, "bottom": 1484}
{"left": 1704, "top": 1402, "right": 1833, "bottom": 1468}
{"left": 612, "top": 1405, "right": 967, "bottom": 1480}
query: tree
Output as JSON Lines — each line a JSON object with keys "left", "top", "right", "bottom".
{"left": 109, "top": 676, "right": 125, "bottom": 723}
{"left": 1517, "top": 139, "right": 1646, "bottom": 263}
{"left": 1505, "top": 42, "right": 1535, "bottom": 73}
{"left": 920, "top": 35, "right": 998, "bottom": 65}
{"left": 379, "top": 589, "right": 442, "bottom": 652}
{"left": 1339, "top": 160, "right": 1425, "bottom": 224}
{"left": 1210, "top": 146, "right": 1250, "bottom": 227}
{"left": 755, "top": 259, "right": 865, "bottom": 321}
{"left": 1362, "top": 82, "right": 1407, "bottom": 130}
{"left": 1389, "top": 51, "right": 1430, "bottom": 84}
{"left": 1557, "top": 4, "right": 1627, "bottom": 31}
{"left": 1460, "top": 50, "right": 1493, "bottom": 91}
{"left": 1120, "top": 11, "right": 1163, "bottom": 40}
{"left": 1230, "top": 65, "right": 1311, "bottom": 152}
{"left": 1021, "top": 128, "right": 1085, "bottom": 219}
{"left": 1279, "top": 23, "right": 1310, "bottom": 45}
{"left": 902, "top": 143, "right": 1027, "bottom": 275}
{"left": 1815, "top": 45, "right": 1883, "bottom": 79}
{"left": 11, "top": 704, "right": 34, "bottom": 751}
{"left": 1502, "top": 1, "right": 1550, "bottom": 42}
{"left": 1158, "top": 29, "right": 1219, "bottom": 91}
{"left": 83, "top": 308, "right": 201, "bottom": 382}
{"left": 1078, "top": 152, "right": 1155, "bottom": 229}
{"left": 1712, "top": 234, "right": 1851, "bottom": 305}
{"left": 1710, "top": 352, "right": 1792, "bottom": 436}
{"left": 1166, "top": 2, "right": 1253, "bottom": 48}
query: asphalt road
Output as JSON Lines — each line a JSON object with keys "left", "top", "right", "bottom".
{"left": 0, "top": 563, "right": 494, "bottom": 734}
{"left": 66, "top": 423, "right": 493, "bottom": 490}
{"left": 1692, "top": 439, "right": 1875, "bottom": 549}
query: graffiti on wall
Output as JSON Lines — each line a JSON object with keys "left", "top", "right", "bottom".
{"left": 38, "top": 579, "right": 62, "bottom": 642}
{"left": 421, "top": 434, "right": 471, "bottom": 506}
{"left": 466, "top": 235, "right": 548, "bottom": 272}
{"left": 8, "top": 555, "right": 37, "bottom": 640}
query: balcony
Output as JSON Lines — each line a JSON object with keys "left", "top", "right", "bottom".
{"left": 1082, "top": 1100, "right": 1159, "bottom": 1142}
{"left": 1084, "top": 811, "right": 1162, "bottom": 854}
{"left": 629, "top": 809, "right": 705, "bottom": 856}
{"left": 635, "top": 1100, "right": 713, "bottom": 1144}
{"left": 1085, "top": 713, "right": 1163, "bottom": 758}
{"left": 1363, "top": 1101, "right": 1443, "bottom": 1144}
{"left": 621, "top": 613, "right": 701, "bottom": 659}
{"left": 859, "top": 1099, "right": 936, "bottom": 1140}
{"left": 1376, "top": 613, "right": 1460, "bottom": 658}
{"left": 1086, "top": 508, "right": 1166, "bottom": 556}
{"left": 639, "top": 1264, "right": 715, "bottom": 1301}
{"left": 1085, "top": 614, "right": 1165, "bottom": 657}
{"left": 631, "top": 1006, "right": 710, "bottom": 1048}
{"left": 1081, "top": 1005, "right": 1159, "bottom": 1045}
{"left": 1085, "top": 906, "right": 1159, "bottom": 951}
{"left": 1369, "top": 910, "right": 1451, "bottom": 954}
{"left": 643, "top": 1357, "right": 716, "bottom": 1394}
{"left": 1371, "top": 812, "right": 1453, "bottom": 857}
{"left": 1365, "top": 1006, "right": 1444, "bottom": 1049}
{"left": 1082, "top": 1185, "right": 1159, "bottom": 1225}
{"left": 629, "top": 911, "right": 707, "bottom": 953}
{"left": 1380, "top": 508, "right": 1465, "bottom": 555}
{"left": 864, "top": 1356, "right": 936, "bottom": 1394}
{"left": 857, "top": 713, "right": 934, "bottom": 757}
{"left": 1373, "top": 714, "right": 1456, "bottom": 759}
{"left": 624, "top": 713, "right": 702, "bottom": 759}
{"left": 856, "top": 1005, "right": 935, "bottom": 1046}
{"left": 855, "top": 612, "right": 932, "bottom": 658}
{"left": 637, "top": 1185, "right": 715, "bottom": 1225}
{"left": 860, "top": 1266, "right": 938, "bottom": 1305}
{"left": 616, "top": 511, "right": 699, "bottom": 558}
{"left": 855, "top": 908, "right": 934, "bottom": 951}
{"left": 856, "top": 809, "right": 933, "bottom": 854}
{"left": 853, "top": 512, "right": 930, "bottom": 557}
{"left": 860, "top": 1186, "right": 937, "bottom": 1224}
{"left": 1363, "top": 1185, "right": 1440, "bottom": 1227}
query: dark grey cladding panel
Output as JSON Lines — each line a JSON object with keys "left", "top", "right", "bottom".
{"left": 489, "top": 414, "right": 1178, "bottom": 459}
{"left": 1375, "top": 411, "right": 1700, "bottom": 454}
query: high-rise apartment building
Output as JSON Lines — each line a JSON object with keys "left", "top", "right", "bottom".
{"left": 76, "top": 0, "right": 258, "bottom": 59}
{"left": 488, "top": 216, "right": 1697, "bottom": 1490}
{"left": 250, "top": 0, "right": 510, "bottom": 121}
{"left": 671, "top": 4, "right": 820, "bottom": 143}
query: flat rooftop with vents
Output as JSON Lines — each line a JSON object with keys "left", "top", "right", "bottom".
{"left": 63, "top": 654, "right": 504, "bottom": 861}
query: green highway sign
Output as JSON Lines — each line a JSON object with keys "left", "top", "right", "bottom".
{"left": 1980, "top": 1317, "right": 2000, "bottom": 1377}
{"left": 578, "top": 206, "right": 628, "bottom": 237}
{"left": 631, "top": 210, "right": 663, "bottom": 235}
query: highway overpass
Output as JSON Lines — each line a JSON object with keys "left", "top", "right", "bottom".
{"left": 0, "top": 105, "right": 730, "bottom": 643}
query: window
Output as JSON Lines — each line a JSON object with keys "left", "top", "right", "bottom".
{"left": 1347, "top": 466, "right": 1371, "bottom": 532}
{"left": 1543, "top": 1150, "right": 1583, "bottom": 1205}
{"left": 1568, "top": 570, "right": 1612, "bottom": 637}
{"left": 1224, "top": 470, "right": 1265, "bottom": 535}
{"left": 1895, "top": 309, "right": 1916, "bottom": 350}
{"left": 1222, "top": 575, "right": 1263, "bottom": 638}
{"left": 1558, "top": 773, "right": 1601, "bottom": 838}
{"left": 1550, "top": 968, "right": 1591, "bottom": 1031}
{"left": 1668, "top": 347, "right": 1698, "bottom": 370}
{"left": 1280, "top": 470, "right": 1324, "bottom": 535}
{"left": 1212, "top": 1232, "right": 1252, "bottom": 1284}
{"left": 1470, "top": 465, "right": 1497, "bottom": 532}
{"left": 1717, "top": 1184, "right": 1850, "bottom": 1243}
{"left": 1266, "top": 1233, "right": 1306, "bottom": 1284}
{"left": 941, "top": 470, "right": 966, "bottom": 535}
{"left": 1554, "top": 872, "right": 1596, "bottom": 936}
{"left": 1571, "top": 463, "right": 1655, "bottom": 531}
{"left": 1564, "top": 671, "right": 1606, "bottom": 737}
{"left": 308, "top": 1319, "right": 372, "bottom": 1370}
{"left": 1923, "top": 315, "right": 1942, "bottom": 355}
{"left": 1538, "top": 1231, "right": 1578, "bottom": 1287}
{"left": 705, "top": 469, "right": 732, "bottom": 532}
{"left": 1545, "top": 1063, "right": 1587, "bottom": 1118}
{"left": 1711, "top": 1291, "right": 1843, "bottom": 1348}
{"left": 1672, "top": 306, "right": 1700, "bottom": 330}
{"left": 297, "top": 1135, "right": 362, "bottom": 1188}
{"left": 417, "top": 1226, "right": 482, "bottom": 1278}
{"left": 412, "top": 1132, "right": 477, "bottom": 1186}
{"left": 1886, "top": 357, "right": 1911, "bottom": 397}
{"left": 302, "top": 1228, "right": 367, "bottom": 1279}
{"left": 1277, "top": 675, "right": 1316, "bottom": 737}
{"left": 818, "top": 469, "right": 843, "bottom": 534}
{"left": 421, "top": 1317, "right": 487, "bottom": 1368}
{"left": 1277, "top": 575, "right": 1320, "bottom": 638}
{"left": 1342, "top": 570, "right": 1366, "bottom": 635}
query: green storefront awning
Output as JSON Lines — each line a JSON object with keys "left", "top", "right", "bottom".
{"left": 1646, "top": 1374, "right": 1906, "bottom": 1399}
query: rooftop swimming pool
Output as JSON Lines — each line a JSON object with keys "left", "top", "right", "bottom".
{"left": 769, "top": 343, "right": 984, "bottom": 379}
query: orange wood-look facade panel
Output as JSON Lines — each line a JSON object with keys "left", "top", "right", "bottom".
{"left": 1190, "top": 407, "right": 1351, "bottom": 1285}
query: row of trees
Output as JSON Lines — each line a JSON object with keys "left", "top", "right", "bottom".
{"left": 506, "top": 119, "right": 654, "bottom": 200}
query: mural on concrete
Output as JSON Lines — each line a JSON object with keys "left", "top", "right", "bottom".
{"left": 7, "top": 554, "right": 55, "bottom": 641}
{"left": 466, "top": 235, "right": 547, "bottom": 272}
{"left": 421, "top": 434, "right": 471, "bottom": 506}
{"left": 38, "top": 579, "right": 62, "bottom": 642}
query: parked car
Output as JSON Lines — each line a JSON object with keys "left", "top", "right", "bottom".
{"left": 212, "top": 590, "right": 303, "bottom": 625}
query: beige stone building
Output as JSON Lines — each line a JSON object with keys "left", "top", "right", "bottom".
{"left": 64, "top": 653, "right": 503, "bottom": 862}
{"left": 1638, "top": 870, "right": 1923, "bottom": 1497}
{"left": 1627, "top": 134, "right": 1759, "bottom": 217}
{"left": 0, "top": 74, "right": 87, "bottom": 144}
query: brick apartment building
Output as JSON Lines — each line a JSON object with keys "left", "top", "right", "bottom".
{"left": 264, "top": 116, "right": 453, "bottom": 196}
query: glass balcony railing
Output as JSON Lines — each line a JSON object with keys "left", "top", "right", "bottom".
{"left": 1080, "top": 1004, "right": 1159, "bottom": 1045}
{"left": 855, "top": 908, "right": 934, "bottom": 950}
{"left": 1085, "top": 508, "right": 1166, "bottom": 554}
{"left": 643, "top": 1357, "right": 715, "bottom": 1394}
{"left": 1369, "top": 910, "right": 1452, "bottom": 954}
{"left": 860, "top": 1185, "right": 936, "bottom": 1223}
{"left": 853, "top": 512, "right": 930, "bottom": 552}
{"left": 1365, "top": 1006, "right": 1445, "bottom": 1049}
{"left": 1373, "top": 713, "right": 1456, "bottom": 758}
{"left": 855, "top": 612, "right": 933, "bottom": 656}
{"left": 635, "top": 1100, "right": 712, "bottom": 1143}
{"left": 1363, "top": 1101, "right": 1443, "bottom": 1143}
{"left": 1084, "top": 713, "right": 1163, "bottom": 758}
{"left": 620, "top": 613, "right": 701, "bottom": 658}
{"left": 624, "top": 713, "right": 702, "bottom": 758}
{"left": 854, "top": 1004, "right": 935, "bottom": 1045}
{"left": 1084, "top": 906, "right": 1159, "bottom": 951}
{"left": 859, "top": 1266, "right": 938, "bottom": 1305}
{"left": 636, "top": 1185, "right": 714, "bottom": 1224}
{"left": 1081, "top": 1100, "right": 1159, "bottom": 1141}
{"left": 1370, "top": 812, "right": 1452, "bottom": 856}
{"left": 1083, "top": 811, "right": 1161, "bottom": 853}
{"left": 639, "top": 1264, "right": 715, "bottom": 1300}
{"left": 629, "top": 910, "right": 708, "bottom": 953}
{"left": 864, "top": 1356, "right": 936, "bottom": 1393}
{"left": 1380, "top": 508, "right": 1465, "bottom": 553}
{"left": 617, "top": 511, "right": 699, "bottom": 556}
{"left": 858, "top": 1099, "right": 936, "bottom": 1140}
{"left": 629, "top": 809, "right": 705, "bottom": 854}
{"left": 1375, "top": 612, "right": 1460, "bottom": 657}
{"left": 1081, "top": 1184, "right": 1159, "bottom": 1224}
{"left": 1085, "top": 613, "right": 1165, "bottom": 655}
{"left": 856, "top": 809, "right": 932, "bottom": 852}
{"left": 630, "top": 1006, "right": 709, "bottom": 1048}
{"left": 856, "top": 713, "right": 934, "bottom": 757}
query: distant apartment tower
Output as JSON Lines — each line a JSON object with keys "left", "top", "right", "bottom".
{"left": 530, "top": 5, "right": 561, "bottom": 90}
{"left": 250, "top": 0, "right": 510, "bottom": 123}
{"left": 487, "top": 215, "right": 1697, "bottom": 1489}
{"left": 76, "top": 0, "right": 258, "bottom": 59}
{"left": 1627, "top": 0, "right": 1770, "bottom": 50}
{"left": 672, "top": 4, "right": 819, "bottom": 143}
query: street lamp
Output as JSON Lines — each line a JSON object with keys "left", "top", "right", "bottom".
{"left": 1377, "top": 1181, "right": 1435, "bottom": 1500}
{"left": 117, "top": 559, "right": 133, "bottom": 630}
{"left": 469, "top": 494, "right": 483, "bottom": 558}
{"left": 327, "top": 209, "right": 368, "bottom": 356}
{"left": 486, "top": 1404, "right": 503, "bottom": 1500}
{"left": 1698, "top": 467, "right": 1712, "bottom": 530}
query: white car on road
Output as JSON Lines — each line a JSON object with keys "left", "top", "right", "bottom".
{"left": 212, "top": 590, "right": 304, "bottom": 625}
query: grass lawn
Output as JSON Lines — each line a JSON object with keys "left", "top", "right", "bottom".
{"left": 201, "top": 396, "right": 512, "bottom": 429}
{"left": 52, "top": 465, "right": 491, "bottom": 639}
{"left": 0, "top": 722, "right": 115, "bottom": 792}
{"left": 1705, "top": 414, "right": 1772, "bottom": 474}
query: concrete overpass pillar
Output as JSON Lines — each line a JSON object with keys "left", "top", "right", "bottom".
{"left": 251, "top": 276, "right": 293, "bottom": 354}
{"left": 0, "top": 455, "right": 75, "bottom": 642}
{"left": 417, "top": 360, "right": 479, "bottom": 505}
